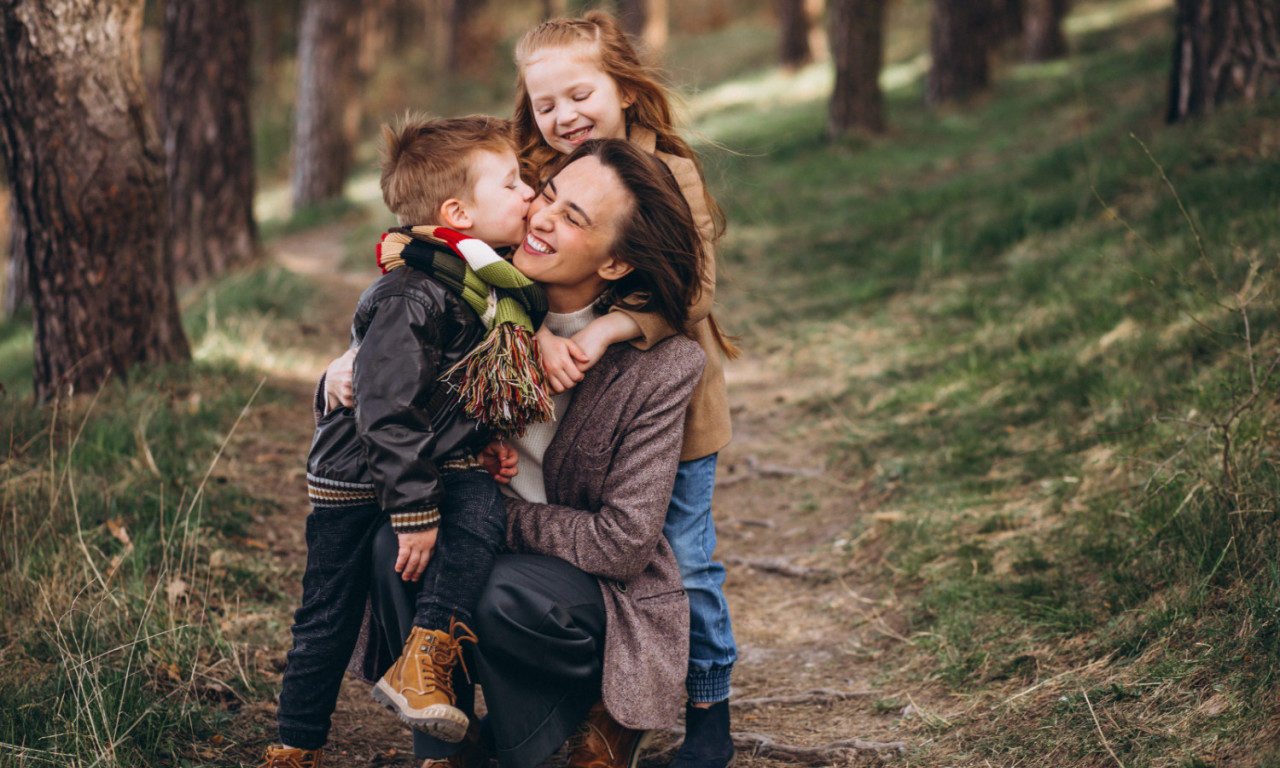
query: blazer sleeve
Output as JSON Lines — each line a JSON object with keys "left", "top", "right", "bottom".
{"left": 504, "top": 344, "right": 705, "bottom": 581}
{"left": 610, "top": 155, "right": 717, "bottom": 350}
{"left": 354, "top": 292, "right": 446, "bottom": 532}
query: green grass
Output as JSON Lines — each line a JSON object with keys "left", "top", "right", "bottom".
{"left": 0, "top": 261, "right": 317, "bottom": 765}
{"left": 703, "top": 4, "right": 1280, "bottom": 764}
{"left": 2, "top": 1, "right": 1277, "bottom": 764}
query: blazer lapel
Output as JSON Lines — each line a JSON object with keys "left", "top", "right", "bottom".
{"left": 542, "top": 347, "right": 627, "bottom": 504}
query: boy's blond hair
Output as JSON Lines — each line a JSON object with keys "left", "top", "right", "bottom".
{"left": 380, "top": 114, "right": 517, "bottom": 225}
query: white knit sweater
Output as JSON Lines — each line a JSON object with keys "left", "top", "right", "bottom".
{"left": 501, "top": 304, "right": 599, "bottom": 504}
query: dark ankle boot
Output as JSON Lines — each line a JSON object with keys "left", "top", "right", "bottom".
{"left": 668, "top": 700, "right": 734, "bottom": 768}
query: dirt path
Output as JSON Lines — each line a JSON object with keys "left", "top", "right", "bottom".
{"left": 233, "top": 225, "right": 929, "bottom": 767}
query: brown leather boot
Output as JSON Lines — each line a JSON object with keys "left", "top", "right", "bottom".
{"left": 566, "top": 701, "right": 652, "bottom": 768}
{"left": 371, "top": 619, "right": 477, "bottom": 741}
{"left": 260, "top": 746, "right": 323, "bottom": 768}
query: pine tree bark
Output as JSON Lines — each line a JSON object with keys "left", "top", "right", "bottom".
{"left": 1023, "top": 0, "right": 1067, "bottom": 61}
{"left": 292, "top": 0, "right": 360, "bottom": 209}
{"left": 542, "top": 0, "right": 568, "bottom": 19}
{"left": 779, "top": 0, "right": 815, "bottom": 68}
{"left": 616, "top": 0, "right": 667, "bottom": 62}
{"left": 1167, "top": 0, "right": 1280, "bottom": 122}
{"left": 0, "top": 0, "right": 190, "bottom": 400}
{"left": 827, "top": 0, "right": 887, "bottom": 137}
{"left": 990, "top": 0, "right": 1023, "bottom": 46}
{"left": 927, "top": 0, "right": 991, "bottom": 104}
{"left": 159, "top": 0, "right": 258, "bottom": 286}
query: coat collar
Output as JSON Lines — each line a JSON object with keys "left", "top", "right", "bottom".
{"left": 628, "top": 126, "right": 658, "bottom": 155}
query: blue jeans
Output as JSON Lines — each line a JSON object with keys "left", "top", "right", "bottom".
{"left": 663, "top": 454, "right": 737, "bottom": 702}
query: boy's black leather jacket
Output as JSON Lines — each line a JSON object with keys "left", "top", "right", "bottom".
{"left": 307, "top": 257, "right": 488, "bottom": 527}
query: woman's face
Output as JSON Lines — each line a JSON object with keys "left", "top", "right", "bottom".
{"left": 516, "top": 155, "right": 634, "bottom": 303}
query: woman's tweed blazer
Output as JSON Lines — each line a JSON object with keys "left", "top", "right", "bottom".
{"left": 503, "top": 334, "right": 705, "bottom": 731}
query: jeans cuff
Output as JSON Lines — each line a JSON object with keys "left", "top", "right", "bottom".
{"left": 277, "top": 724, "right": 327, "bottom": 752}
{"left": 686, "top": 667, "right": 732, "bottom": 703}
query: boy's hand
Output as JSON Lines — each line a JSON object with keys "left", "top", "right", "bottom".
{"left": 537, "top": 325, "right": 588, "bottom": 394}
{"left": 324, "top": 348, "right": 357, "bottom": 411}
{"left": 396, "top": 528, "right": 438, "bottom": 582}
{"left": 479, "top": 440, "right": 519, "bottom": 484}
{"left": 570, "top": 313, "right": 641, "bottom": 373}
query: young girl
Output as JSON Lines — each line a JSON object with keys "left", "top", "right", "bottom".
{"left": 508, "top": 13, "right": 739, "bottom": 768}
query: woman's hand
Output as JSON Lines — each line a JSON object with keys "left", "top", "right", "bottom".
{"left": 395, "top": 528, "right": 438, "bottom": 582}
{"left": 537, "top": 325, "right": 589, "bottom": 394}
{"left": 480, "top": 440, "right": 519, "bottom": 484}
{"left": 324, "top": 348, "right": 357, "bottom": 411}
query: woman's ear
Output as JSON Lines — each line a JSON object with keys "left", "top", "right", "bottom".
{"left": 620, "top": 89, "right": 635, "bottom": 110}
{"left": 596, "top": 256, "right": 634, "bottom": 281}
{"left": 440, "top": 198, "right": 472, "bottom": 231}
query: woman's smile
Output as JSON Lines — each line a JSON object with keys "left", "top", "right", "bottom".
{"left": 524, "top": 232, "right": 554, "bottom": 255}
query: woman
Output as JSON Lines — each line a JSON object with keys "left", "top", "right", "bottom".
{"left": 343, "top": 139, "right": 709, "bottom": 768}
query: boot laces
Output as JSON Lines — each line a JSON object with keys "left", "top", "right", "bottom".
{"left": 416, "top": 618, "right": 479, "bottom": 694}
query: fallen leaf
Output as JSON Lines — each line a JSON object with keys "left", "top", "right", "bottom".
{"left": 167, "top": 579, "right": 189, "bottom": 603}
{"left": 106, "top": 518, "right": 132, "bottom": 547}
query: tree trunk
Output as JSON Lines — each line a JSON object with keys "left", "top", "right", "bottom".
{"left": 437, "top": 0, "right": 492, "bottom": 76}
{"left": 542, "top": 0, "right": 567, "bottom": 19}
{"left": 159, "top": 0, "right": 258, "bottom": 287}
{"left": 1024, "top": 0, "right": 1067, "bottom": 61}
{"left": 779, "top": 0, "right": 814, "bottom": 68}
{"left": 616, "top": 0, "right": 667, "bottom": 62}
{"left": 292, "top": 0, "right": 360, "bottom": 209}
{"left": 1167, "top": 0, "right": 1280, "bottom": 122}
{"left": 926, "top": 0, "right": 991, "bottom": 105}
{"left": 0, "top": 0, "right": 190, "bottom": 400}
{"left": 991, "top": 0, "right": 1023, "bottom": 46}
{"left": 827, "top": 0, "right": 887, "bottom": 136}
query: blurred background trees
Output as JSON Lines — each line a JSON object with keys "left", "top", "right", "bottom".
{"left": 160, "top": 0, "right": 258, "bottom": 286}
{"left": 0, "top": 0, "right": 1277, "bottom": 398}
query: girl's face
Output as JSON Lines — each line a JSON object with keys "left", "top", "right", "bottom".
{"left": 522, "top": 44, "right": 632, "bottom": 156}
{"left": 516, "top": 155, "right": 634, "bottom": 306}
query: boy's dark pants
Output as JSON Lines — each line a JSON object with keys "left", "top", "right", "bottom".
{"left": 276, "top": 470, "right": 505, "bottom": 751}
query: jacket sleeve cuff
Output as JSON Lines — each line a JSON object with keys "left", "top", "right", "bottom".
{"left": 390, "top": 507, "right": 441, "bottom": 533}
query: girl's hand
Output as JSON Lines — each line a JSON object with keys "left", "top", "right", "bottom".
{"left": 395, "top": 528, "right": 438, "bottom": 582}
{"left": 480, "top": 440, "right": 519, "bottom": 484}
{"left": 537, "top": 325, "right": 589, "bottom": 394}
{"left": 324, "top": 348, "right": 357, "bottom": 411}
{"left": 569, "top": 312, "right": 643, "bottom": 373}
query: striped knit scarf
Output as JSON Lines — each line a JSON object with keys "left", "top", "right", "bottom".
{"left": 377, "top": 226, "right": 554, "bottom": 438}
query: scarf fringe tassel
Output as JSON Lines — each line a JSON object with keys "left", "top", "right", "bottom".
{"left": 444, "top": 323, "right": 555, "bottom": 439}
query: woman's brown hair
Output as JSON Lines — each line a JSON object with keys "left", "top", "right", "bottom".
{"left": 549, "top": 139, "right": 702, "bottom": 337}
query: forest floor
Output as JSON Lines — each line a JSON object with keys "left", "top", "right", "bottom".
{"left": 225, "top": 223, "right": 940, "bottom": 767}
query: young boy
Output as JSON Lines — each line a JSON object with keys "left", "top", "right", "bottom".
{"left": 264, "top": 115, "right": 538, "bottom": 768}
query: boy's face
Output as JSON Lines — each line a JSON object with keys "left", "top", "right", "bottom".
{"left": 460, "top": 149, "right": 534, "bottom": 248}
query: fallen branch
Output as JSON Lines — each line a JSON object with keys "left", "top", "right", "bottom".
{"left": 721, "top": 517, "right": 778, "bottom": 529}
{"left": 732, "top": 688, "right": 879, "bottom": 711}
{"left": 716, "top": 455, "right": 823, "bottom": 488}
{"left": 646, "top": 729, "right": 906, "bottom": 765}
{"left": 725, "top": 556, "right": 837, "bottom": 580}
